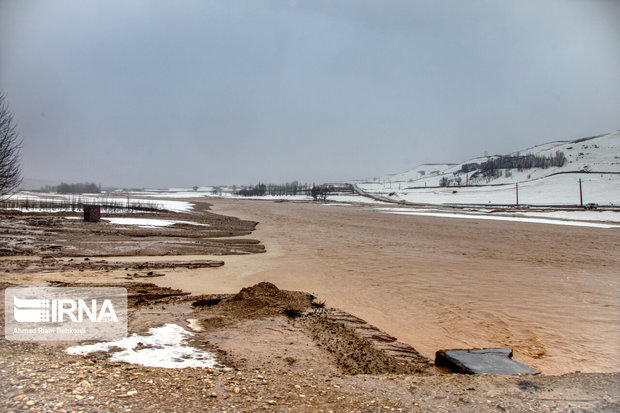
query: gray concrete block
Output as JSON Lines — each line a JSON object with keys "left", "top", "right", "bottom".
{"left": 435, "top": 347, "right": 540, "bottom": 375}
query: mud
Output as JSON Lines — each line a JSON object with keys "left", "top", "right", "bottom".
{"left": 1, "top": 256, "right": 224, "bottom": 274}
{"left": 0, "top": 202, "right": 264, "bottom": 258}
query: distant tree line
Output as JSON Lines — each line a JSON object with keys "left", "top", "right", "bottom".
{"left": 236, "top": 181, "right": 311, "bottom": 197}
{"left": 41, "top": 182, "right": 101, "bottom": 194}
{"left": 460, "top": 151, "right": 566, "bottom": 177}
{"left": 438, "top": 151, "right": 567, "bottom": 187}
{"left": 0, "top": 196, "right": 163, "bottom": 213}
{"left": 236, "top": 184, "right": 267, "bottom": 197}
{"left": 266, "top": 181, "right": 305, "bottom": 196}
{"left": 235, "top": 181, "right": 346, "bottom": 200}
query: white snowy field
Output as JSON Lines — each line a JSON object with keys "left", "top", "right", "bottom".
{"left": 3, "top": 192, "right": 194, "bottom": 213}
{"left": 357, "top": 172, "right": 620, "bottom": 206}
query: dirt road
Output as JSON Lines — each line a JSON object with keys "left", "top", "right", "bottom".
{"left": 150, "top": 198, "right": 620, "bottom": 375}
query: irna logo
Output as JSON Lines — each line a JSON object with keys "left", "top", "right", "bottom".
{"left": 5, "top": 286, "right": 127, "bottom": 342}
{"left": 13, "top": 296, "right": 118, "bottom": 323}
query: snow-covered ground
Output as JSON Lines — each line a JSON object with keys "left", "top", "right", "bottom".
{"left": 3, "top": 192, "right": 193, "bottom": 213}
{"left": 66, "top": 324, "right": 220, "bottom": 369}
{"left": 366, "top": 163, "right": 456, "bottom": 184}
{"left": 154, "top": 199, "right": 193, "bottom": 213}
{"left": 374, "top": 207, "right": 620, "bottom": 229}
{"left": 513, "top": 209, "right": 620, "bottom": 223}
{"left": 357, "top": 131, "right": 620, "bottom": 206}
{"left": 357, "top": 173, "right": 620, "bottom": 206}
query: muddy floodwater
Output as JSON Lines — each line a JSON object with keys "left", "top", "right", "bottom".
{"left": 151, "top": 198, "right": 620, "bottom": 375}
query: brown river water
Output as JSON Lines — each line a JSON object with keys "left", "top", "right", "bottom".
{"left": 151, "top": 198, "right": 620, "bottom": 375}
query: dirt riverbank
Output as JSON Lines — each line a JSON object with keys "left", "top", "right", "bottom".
{"left": 1, "top": 279, "right": 618, "bottom": 412}
{"left": 1, "top": 199, "right": 619, "bottom": 411}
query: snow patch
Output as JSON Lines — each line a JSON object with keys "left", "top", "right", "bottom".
{"left": 376, "top": 208, "right": 620, "bottom": 229}
{"left": 515, "top": 210, "right": 620, "bottom": 223}
{"left": 103, "top": 217, "right": 208, "bottom": 228}
{"left": 66, "top": 324, "right": 221, "bottom": 369}
{"left": 155, "top": 200, "right": 194, "bottom": 213}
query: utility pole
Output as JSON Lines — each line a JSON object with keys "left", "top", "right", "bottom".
{"left": 516, "top": 183, "right": 519, "bottom": 206}
{"left": 579, "top": 178, "right": 583, "bottom": 207}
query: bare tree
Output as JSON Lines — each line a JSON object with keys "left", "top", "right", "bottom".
{"left": 311, "top": 185, "right": 321, "bottom": 200}
{"left": 310, "top": 184, "right": 330, "bottom": 201}
{"left": 0, "top": 94, "right": 22, "bottom": 196}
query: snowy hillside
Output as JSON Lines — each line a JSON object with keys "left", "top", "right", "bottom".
{"left": 379, "top": 164, "right": 456, "bottom": 184}
{"left": 356, "top": 130, "right": 620, "bottom": 206}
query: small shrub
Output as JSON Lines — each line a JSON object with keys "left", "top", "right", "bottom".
{"left": 311, "top": 300, "right": 326, "bottom": 308}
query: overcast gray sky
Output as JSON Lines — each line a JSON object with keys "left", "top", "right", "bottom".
{"left": 1, "top": 0, "right": 619, "bottom": 188}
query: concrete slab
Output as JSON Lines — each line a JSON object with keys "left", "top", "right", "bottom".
{"left": 435, "top": 347, "right": 540, "bottom": 375}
